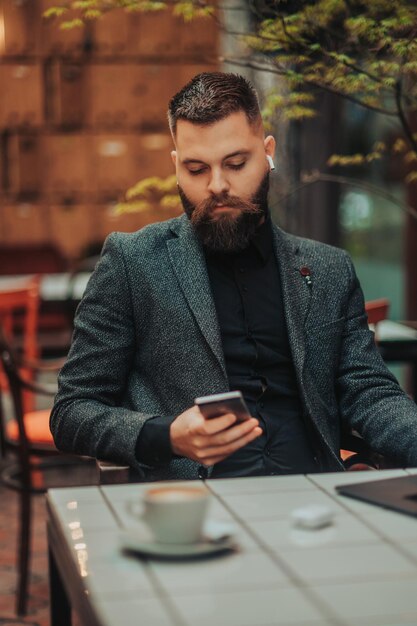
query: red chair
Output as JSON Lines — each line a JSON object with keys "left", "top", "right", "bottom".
{"left": 0, "top": 281, "right": 94, "bottom": 615}
{"left": 365, "top": 298, "right": 390, "bottom": 337}
{"left": 0, "top": 276, "right": 41, "bottom": 414}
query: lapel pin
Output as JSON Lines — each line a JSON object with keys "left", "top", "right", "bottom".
{"left": 300, "top": 266, "right": 312, "bottom": 287}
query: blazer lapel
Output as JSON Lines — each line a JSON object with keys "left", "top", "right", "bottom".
{"left": 272, "top": 225, "right": 312, "bottom": 380}
{"left": 167, "top": 216, "right": 227, "bottom": 378}
{"left": 166, "top": 219, "right": 314, "bottom": 388}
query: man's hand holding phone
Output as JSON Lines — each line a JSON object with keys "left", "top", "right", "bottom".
{"left": 170, "top": 391, "right": 262, "bottom": 466}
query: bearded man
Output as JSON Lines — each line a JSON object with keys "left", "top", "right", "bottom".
{"left": 51, "top": 72, "right": 417, "bottom": 478}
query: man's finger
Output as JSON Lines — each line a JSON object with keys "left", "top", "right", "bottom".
{"left": 208, "top": 418, "right": 259, "bottom": 445}
{"left": 190, "top": 418, "right": 257, "bottom": 452}
{"left": 199, "top": 426, "right": 263, "bottom": 462}
{"left": 198, "top": 411, "right": 237, "bottom": 434}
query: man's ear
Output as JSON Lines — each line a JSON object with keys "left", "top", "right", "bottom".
{"left": 171, "top": 150, "right": 177, "bottom": 166}
{"left": 264, "top": 135, "right": 276, "bottom": 158}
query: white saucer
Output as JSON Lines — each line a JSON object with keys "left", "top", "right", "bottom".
{"left": 119, "top": 520, "right": 237, "bottom": 559}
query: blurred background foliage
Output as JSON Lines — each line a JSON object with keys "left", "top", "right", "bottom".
{"left": 42, "top": 0, "right": 417, "bottom": 324}
{"left": 45, "top": 0, "right": 417, "bottom": 221}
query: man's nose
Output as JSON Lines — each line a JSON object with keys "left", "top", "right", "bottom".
{"left": 207, "top": 169, "right": 230, "bottom": 197}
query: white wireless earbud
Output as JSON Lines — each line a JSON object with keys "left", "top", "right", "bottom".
{"left": 266, "top": 155, "right": 275, "bottom": 171}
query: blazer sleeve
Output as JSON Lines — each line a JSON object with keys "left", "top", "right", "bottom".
{"left": 336, "top": 252, "right": 417, "bottom": 467}
{"left": 50, "top": 233, "right": 159, "bottom": 474}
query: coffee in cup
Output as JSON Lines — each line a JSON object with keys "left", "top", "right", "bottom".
{"left": 130, "top": 485, "right": 210, "bottom": 544}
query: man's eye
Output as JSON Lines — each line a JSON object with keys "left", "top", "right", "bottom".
{"left": 227, "top": 162, "right": 245, "bottom": 170}
{"left": 188, "top": 168, "right": 206, "bottom": 176}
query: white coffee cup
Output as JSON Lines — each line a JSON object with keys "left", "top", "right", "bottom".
{"left": 128, "top": 485, "right": 210, "bottom": 544}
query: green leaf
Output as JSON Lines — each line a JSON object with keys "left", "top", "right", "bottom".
{"left": 160, "top": 195, "right": 181, "bottom": 210}
{"left": 125, "top": 175, "right": 177, "bottom": 200}
{"left": 43, "top": 7, "right": 69, "bottom": 19}
{"left": 393, "top": 138, "right": 407, "bottom": 153}
{"left": 71, "top": 1, "right": 97, "bottom": 9}
{"left": 405, "top": 171, "right": 417, "bottom": 184}
{"left": 114, "top": 200, "right": 152, "bottom": 215}
{"left": 283, "top": 106, "right": 317, "bottom": 120}
{"left": 84, "top": 9, "right": 102, "bottom": 18}
{"left": 60, "top": 18, "right": 85, "bottom": 29}
{"left": 327, "top": 153, "right": 366, "bottom": 167}
{"left": 404, "top": 151, "right": 417, "bottom": 164}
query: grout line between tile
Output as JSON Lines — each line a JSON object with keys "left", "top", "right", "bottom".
{"left": 305, "top": 474, "right": 417, "bottom": 569}
{"left": 204, "top": 479, "right": 348, "bottom": 626}
{"left": 99, "top": 485, "right": 186, "bottom": 626}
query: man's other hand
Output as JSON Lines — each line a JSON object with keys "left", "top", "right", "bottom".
{"left": 170, "top": 405, "right": 262, "bottom": 466}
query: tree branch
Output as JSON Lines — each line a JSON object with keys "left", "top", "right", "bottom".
{"left": 255, "top": 12, "right": 417, "bottom": 110}
{"left": 272, "top": 170, "right": 417, "bottom": 222}
{"left": 395, "top": 79, "right": 417, "bottom": 156}
{"left": 223, "top": 56, "right": 399, "bottom": 116}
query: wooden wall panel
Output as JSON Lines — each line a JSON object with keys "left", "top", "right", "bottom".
{"left": 2, "top": 203, "right": 49, "bottom": 244}
{"left": 7, "top": 132, "right": 41, "bottom": 197}
{"left": 132, "top": 11, "right": 178, "bottom": 58}
{"left": 42, "top": 134, "right": 93, "bottom": 201}
{"left": 40, "top": 0, "right": 89, "bottom": 57}
{"left": 92, "top": 133, "right": 173, "bottom": 200}
{"left": 1, "top": 0, "right": 40, "bottom": 56}
{"left": 180, "top": 64, "right": 219, "bottom": 87}
{"left": 92, "top": 135, "right": 140, "bottom": 199}
{"left": 135, "top": 65, "right": 183, "bottom": 131}
{"left": 0, "top": 64, "right": 44, "bottom": 128}
{"left": 0, "top": 132, "right": 6, "bottom": 197}
{"left": 86, "top": 65, "right": 131, "bottom": 129}
{"left": 86, "top": 64, "right": 184, "bottom": 131}
{"left": 92, "top": 9, "right": 130, "bottom": 57}
{"left": 136, "top": 135, "right": 173, "bottom": 178}
{"left": 46, "top": 61, "right": 86, "bottom": 129}
{"left": 96, "top": 203, "right": 146, "bottom": 239}
{"left": 179, "top": 16, "right": 218, "bottom": 59}
{"left": 49, "top": 204, "right": 94, "bottom": 259}
{"left": 0, "top": 2, "right": 219, "bottom": 265}
{"left": 0, "top": 211, "right": 6, "bottom": 244}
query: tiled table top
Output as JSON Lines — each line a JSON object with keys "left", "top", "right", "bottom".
{"left": 47, "top": 469, "right": 417, "bottom": 626}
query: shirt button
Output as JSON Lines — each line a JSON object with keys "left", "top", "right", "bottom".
{"left": 260, "top": 402, "right": 265, "bottom": 408}
{"left": 243, "top": 286, "right": 248, "bottom": 292}
{"left": 264, "top": 447, "right": 270, "bottom": 456}
{"left": 239, "top": 268, "right": 244, "bottom": 273}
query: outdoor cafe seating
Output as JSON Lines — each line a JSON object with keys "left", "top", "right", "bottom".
{"left": 0, "top": 260, "right": 416, "bottom": 619}
{"left": 0, "top": 278, "right": 94, "bottom": 615}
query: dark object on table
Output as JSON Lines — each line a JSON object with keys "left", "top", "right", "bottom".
{"left": 336, "top": 474, "right": 417, "bottom": 517}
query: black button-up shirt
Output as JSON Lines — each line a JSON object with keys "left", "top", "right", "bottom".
{"left": 206, "top": 217, "right": 317, "bottom": 477}
{"left": 136, "top": 217, "right": 318, "bottom": 476}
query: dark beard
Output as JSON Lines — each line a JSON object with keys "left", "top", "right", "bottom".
{"left": 178, "top": 172, "right": 269, "bottom": 253}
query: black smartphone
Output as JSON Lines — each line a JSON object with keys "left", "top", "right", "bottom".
{"left": 194, "top": 391, "right": 252, "bottom": 421}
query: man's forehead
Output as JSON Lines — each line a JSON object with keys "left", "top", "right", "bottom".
{"left": 174, "top": 111, "right": 263, "bottom": 159}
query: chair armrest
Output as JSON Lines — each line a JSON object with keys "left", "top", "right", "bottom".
{"left": 341, "top": 431, "right": 400, "bottom": 471}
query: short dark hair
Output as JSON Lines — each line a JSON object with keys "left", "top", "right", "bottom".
{"left": 168, "top": 72, "right": 262, "bottom": 135}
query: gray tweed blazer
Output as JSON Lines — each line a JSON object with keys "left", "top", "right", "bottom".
{"left": 50, "top": 214, "right": 417, "bottom": 478}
